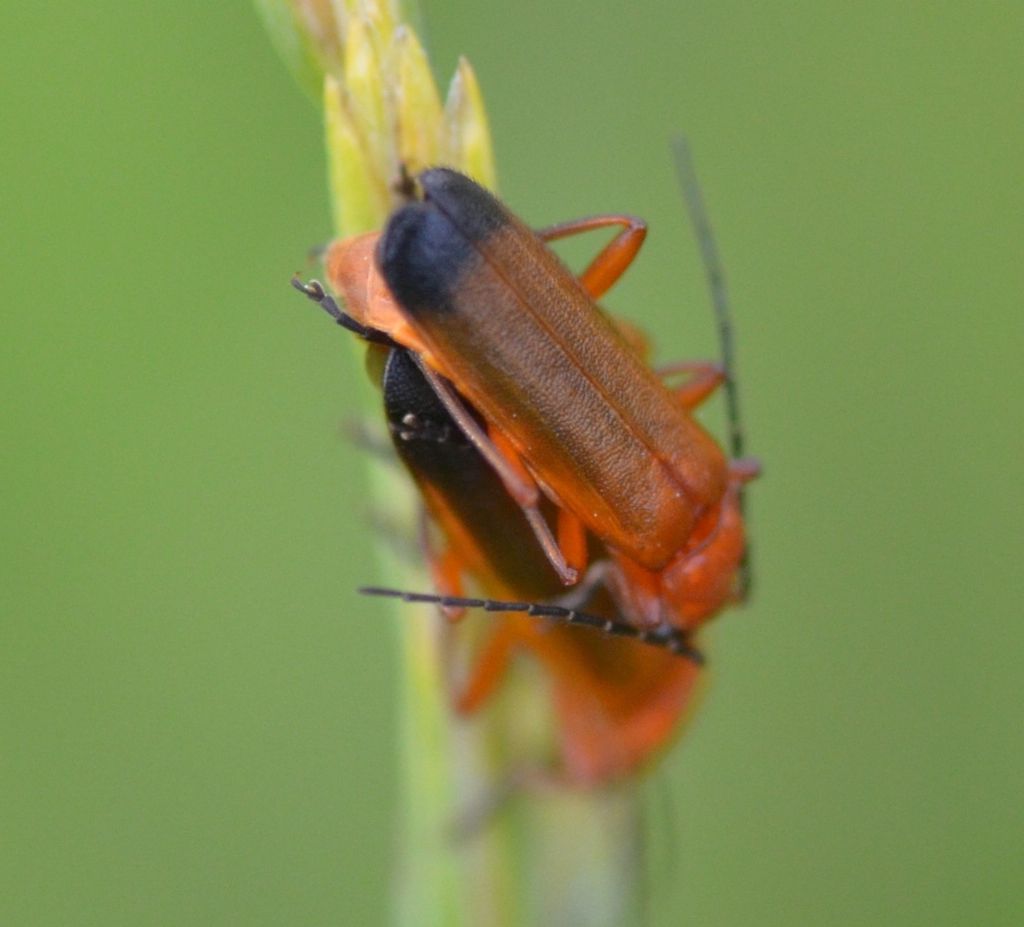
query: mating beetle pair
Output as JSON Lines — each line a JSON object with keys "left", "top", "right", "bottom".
{"left": 295, "top": 163, "right": 758, "bottom": 780}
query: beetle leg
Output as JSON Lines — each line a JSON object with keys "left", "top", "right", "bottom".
{"left": 418, "top": 508, "right": 469, "bottom": 622}
{"left": 453, "top": 621, "right": 519, "bottom": 714}
{"left": 548, "top": 560, "right": 613, "bottom": 611}
{"left": 487, "top": 425, "right": 592, "bottom": 576}
{"left": 555, "top": 507, "right": 589, "bottom": 578}
{"left": 536, "top": 214, "right": 647, "bottom": 300}
{"left": 411, "top": 354, "right": 579, "bottom": 585}
{"left": 657, "top": 361, "right": 726, "bottom": 410}
{"left": 430, "top": 548, "right": 466, "bottom": 613}
{"left": 604, "top": 556, "right": 669, "bottom": 630}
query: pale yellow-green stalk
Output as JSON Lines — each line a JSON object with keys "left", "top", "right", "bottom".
{"left": 256, "top": 3, "right": 646, "bottom": 923}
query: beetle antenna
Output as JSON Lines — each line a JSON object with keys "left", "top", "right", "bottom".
{"left": 672, "top": 136, "right": 754, "bottom": 598}
{"left": 359, "top": 586, "right": 705, "bottom": 664}
{"left": 291, "top": 275, "right": 395, "bottom": 345}
{"left": 671, "top": 136, "right": 745, "bottom": 463}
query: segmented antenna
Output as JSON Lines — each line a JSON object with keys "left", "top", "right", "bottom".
{"left": 672, "top": 136, "right": 753, "bottom": 595}
{"left": 291, "top": 275, "right": 394, "bottom": 344}
{"left": 671, "top": 137, "right": 745, "bottom": 462}
{"left": 359, "top": 587, "right": 705, "bottom": 664}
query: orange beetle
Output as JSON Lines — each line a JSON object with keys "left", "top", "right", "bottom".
{"left": 300, "top": 162, "right": 758, "bottom": 638}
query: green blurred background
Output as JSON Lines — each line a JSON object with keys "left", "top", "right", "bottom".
{"left": 3, "top": 2, "right": 1021, "bottom": 924}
